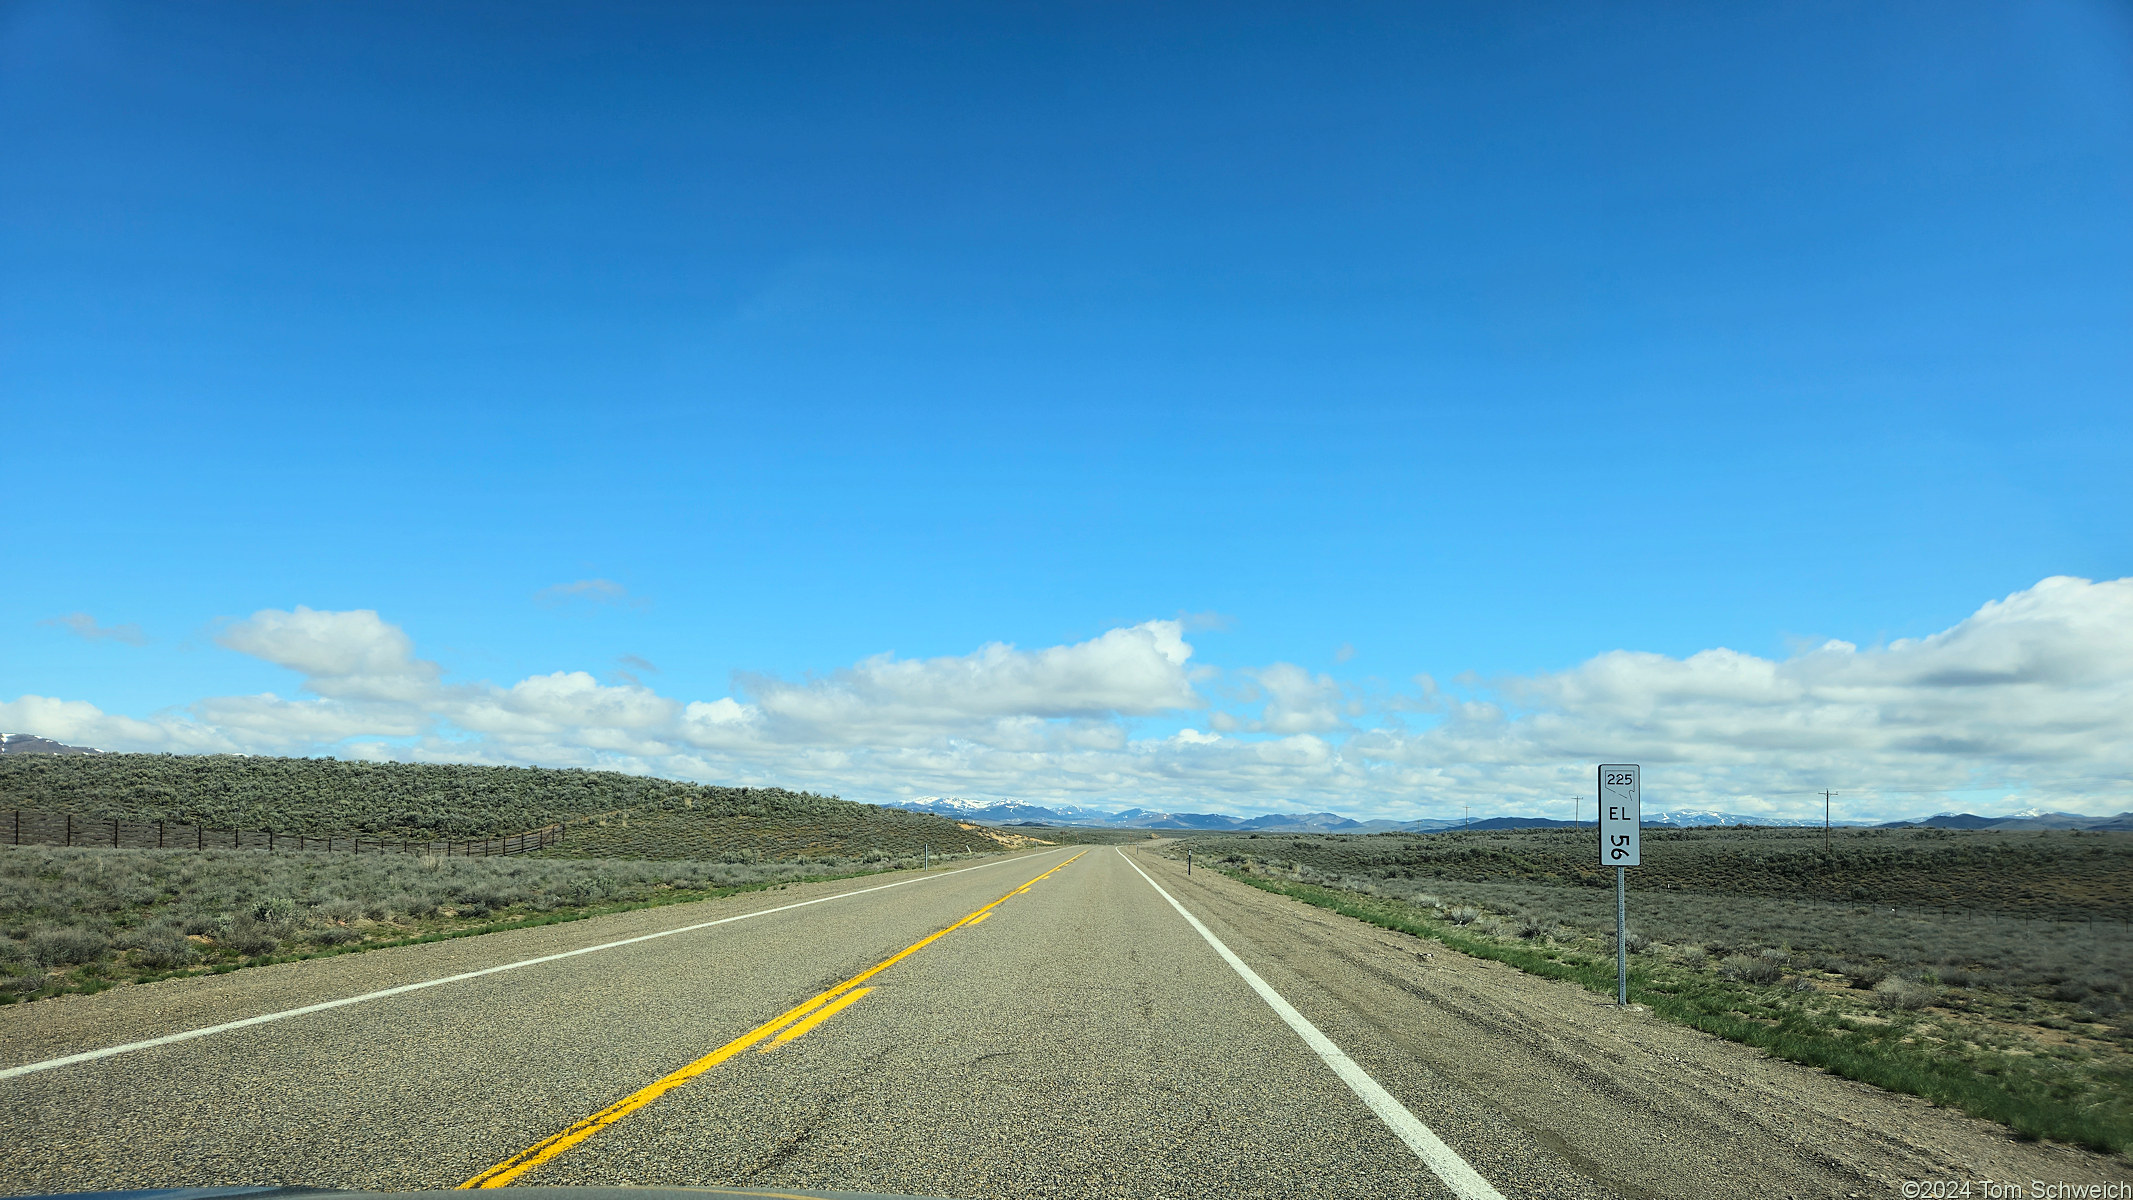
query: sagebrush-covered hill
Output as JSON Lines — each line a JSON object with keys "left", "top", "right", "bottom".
{"left": 0, "top": 753, "right": 1009, "bottom": 858}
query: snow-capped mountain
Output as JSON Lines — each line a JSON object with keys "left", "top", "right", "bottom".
{"left": 1643, "top": 808, "right": 1871, "bottom": 828}
{"left": 885, "top": 797, "right": 1118, "bottom": 825}
{"left": 883, "top": 797, "right": 1416, "bottom": 832}
{"left": 0, "top": 733, "right": 102, "bottom": 755}
{"left": 883, "top": 796, "right": 1899, "bottom": 832}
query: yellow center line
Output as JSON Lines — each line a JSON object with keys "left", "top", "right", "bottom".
{"left": 460, "top": 850, "right": 1086, "bottom": 1189}
{"left": 759, "top": 985, "right": 871, "bottom": 1052}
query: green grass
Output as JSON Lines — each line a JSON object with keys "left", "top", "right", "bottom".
{"left": 1226, "top": 871, "right": 2133, "bottom": 1157}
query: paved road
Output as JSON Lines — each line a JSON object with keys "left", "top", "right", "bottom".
{"left": 0, "top": 846, "right": 2120, "bottom": 1199}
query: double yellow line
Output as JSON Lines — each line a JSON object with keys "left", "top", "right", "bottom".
{"left": 461, "top": 851, "right": 1086, "bottom": 1188}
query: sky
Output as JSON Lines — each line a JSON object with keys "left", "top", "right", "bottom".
{"left": 3, "top": 1, "right": 2130, "bottom": 823}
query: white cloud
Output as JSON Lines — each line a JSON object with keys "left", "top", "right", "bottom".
{"left": 734, "top": 620, "right": 1199, "bottom": 743}
{"left": 5, "top": 578, "right": 2130, "bottom": 822}
{"left": 216, "top": 607, "right": 439, "bottom": 702}
{"left": 42, "top": 612, "right": 147, "bottom": 646}
{"left": 1244, "top": 663, "right": 1349, "bottom": 734}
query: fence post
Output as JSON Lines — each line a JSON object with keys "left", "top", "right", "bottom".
{"left": 113, "top": 819, "right": 120, "bottom": 848}
{"left": 158, "top": 819, "right": 165, "bottom": 848}
{"left": 198, "top": 824, "right": 204, "bottom": 850}
{"left": 66, "top": 813, "right": 73, "bottom": 846}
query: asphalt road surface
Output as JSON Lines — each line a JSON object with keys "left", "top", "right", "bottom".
{"left": 1, "top": 845, "right": 2122, "bottom": 1199}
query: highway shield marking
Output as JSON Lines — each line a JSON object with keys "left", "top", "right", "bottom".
{"left": 1122, "top": 850, "right": 1507, "bottom": 1200}
{"left": 461, "top": 851, "right": 1086, "bottom": 1188}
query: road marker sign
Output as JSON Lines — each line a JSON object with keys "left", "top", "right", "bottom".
{"left": 1598, "top": 763, "right": 1641, "bottom": 867}
{"left": 1597, "top": 763, "right": 1640, "bottom": 1005}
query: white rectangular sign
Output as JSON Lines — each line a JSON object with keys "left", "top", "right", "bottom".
{"left": 1598, "top": 763, "right": 1641, "bottom": 867}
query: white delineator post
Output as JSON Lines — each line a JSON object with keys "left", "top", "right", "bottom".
{"left": 1598, "top": 763, "right": 1642, "bottom": 1006}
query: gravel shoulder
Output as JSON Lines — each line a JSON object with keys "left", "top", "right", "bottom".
{"left": 1132, "top": 845, "right": 2129, "bottom": 1198}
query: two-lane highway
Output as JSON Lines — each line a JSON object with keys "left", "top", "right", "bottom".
{"left": 1, "top": 845, "right": 2119, "bottom": 1199}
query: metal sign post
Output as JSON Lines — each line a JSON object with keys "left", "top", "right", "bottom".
{"left": 1598, "top": 763, "right": 1641, "bottom": 1005}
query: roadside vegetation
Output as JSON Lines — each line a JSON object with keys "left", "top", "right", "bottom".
{"left": 0, "top": 753, "right": 1059, "bottom": 1005}
{"left": 530, "top": 802, "right": 1024, "bottom": 861}
{"left": 0, "top": 842, "right": 983, "bottom": 1004}
{"left": 1174, "top": 830, "right": 2133, "bottom": 1157}
{"left": 0, "top": 753, "right": 965, "bottom": 843}
{"left": 1185, "top": 825, "right": 2133, "bottom": 920}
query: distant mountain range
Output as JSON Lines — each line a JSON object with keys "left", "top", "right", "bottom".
{"left": 9, "top": 742, "right": 2121, "bottom": 833}
{"left": 884, "top": 796, "right": 1896, "bottom": 833}
{"left": 1878, "top": 810, "right": 2133, "bottom": 832}
{"left": 0, "top": 733, "right": 101, "bottom": 755}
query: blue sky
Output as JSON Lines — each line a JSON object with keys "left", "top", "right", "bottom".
{"left": 4, "top": 2, "right": 2130, "bottom": 820}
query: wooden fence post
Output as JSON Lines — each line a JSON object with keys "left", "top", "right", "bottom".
{"left": 66, "top": 813, "right": 72, "bottom": 846}
{"left": 112, "top": 819, "right": 120, "bottom": 848}
{"left": 158, "top": 819, "right": 165, "bottom": 848}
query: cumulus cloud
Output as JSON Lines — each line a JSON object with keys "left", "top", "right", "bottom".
{"left": 42, "top": 613, "right": 147, "bottom": 646}
{"left": 5, "top": 578, "right": 2129, "bottom": 821}
{"left": 733, "top": 621, "right": 1199, "bottom": 744}
{"left": 217, "top": 607, "right": 440, "bottom": 703}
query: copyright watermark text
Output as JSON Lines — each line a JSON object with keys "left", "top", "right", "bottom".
{"left": 1903, "top": 1183, "right": 2131, "bottom": 1199}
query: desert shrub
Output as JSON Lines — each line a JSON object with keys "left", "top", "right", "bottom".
{"left": 1720, "top": 954, "right": 1783, "bottom": 984}
{"left": 220, "top": 917, "right": 280, "bottom": 956}
{"left": 0, "top": 961, "right": 43, "bottom": 994}
{"left": 252, "top": 897, "right": 297, "bottom": 923}
{"left": 2078, "top": 995, "right": 2125, "bottom": 1021}
{"left": 1675, "top": 944, "right": 1707, "bottom": 969}
{"left": 313, "top": 898, "right": 364, "bottom": 925}
{"left": 181, "top": 912, "right": 231, "bottom": 938}
{"left": 29, "top": 925, "right": 108, "bottom": 966}
{"left": 1846, "top": 963, "right": 1889, "bottom": 990}
{"left": 1447, "top": 906, "right": 1480, "bottom": 926}
{"left": 119, "top": 925, "right": 196, "bottom": 969}
{"left": 1875, "top": 977, "right": 1937, "bottom": 1010}
{"left": 1517, "top": 916, "right": 1548, "bottom": 939}
{"left": 307, "top": 926, "right": 360, "bottom": 947}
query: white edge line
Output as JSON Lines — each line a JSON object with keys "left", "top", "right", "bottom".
{"left": 0, "top": 849, "right": 1060, "bottom": 1083}
{"left": 1119, "top": 849, "right": 1506, "bottom": 1200}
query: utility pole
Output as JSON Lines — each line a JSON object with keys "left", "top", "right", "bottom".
{"left": 1820, "top": 790, "right": 1838, "bottom": 857}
